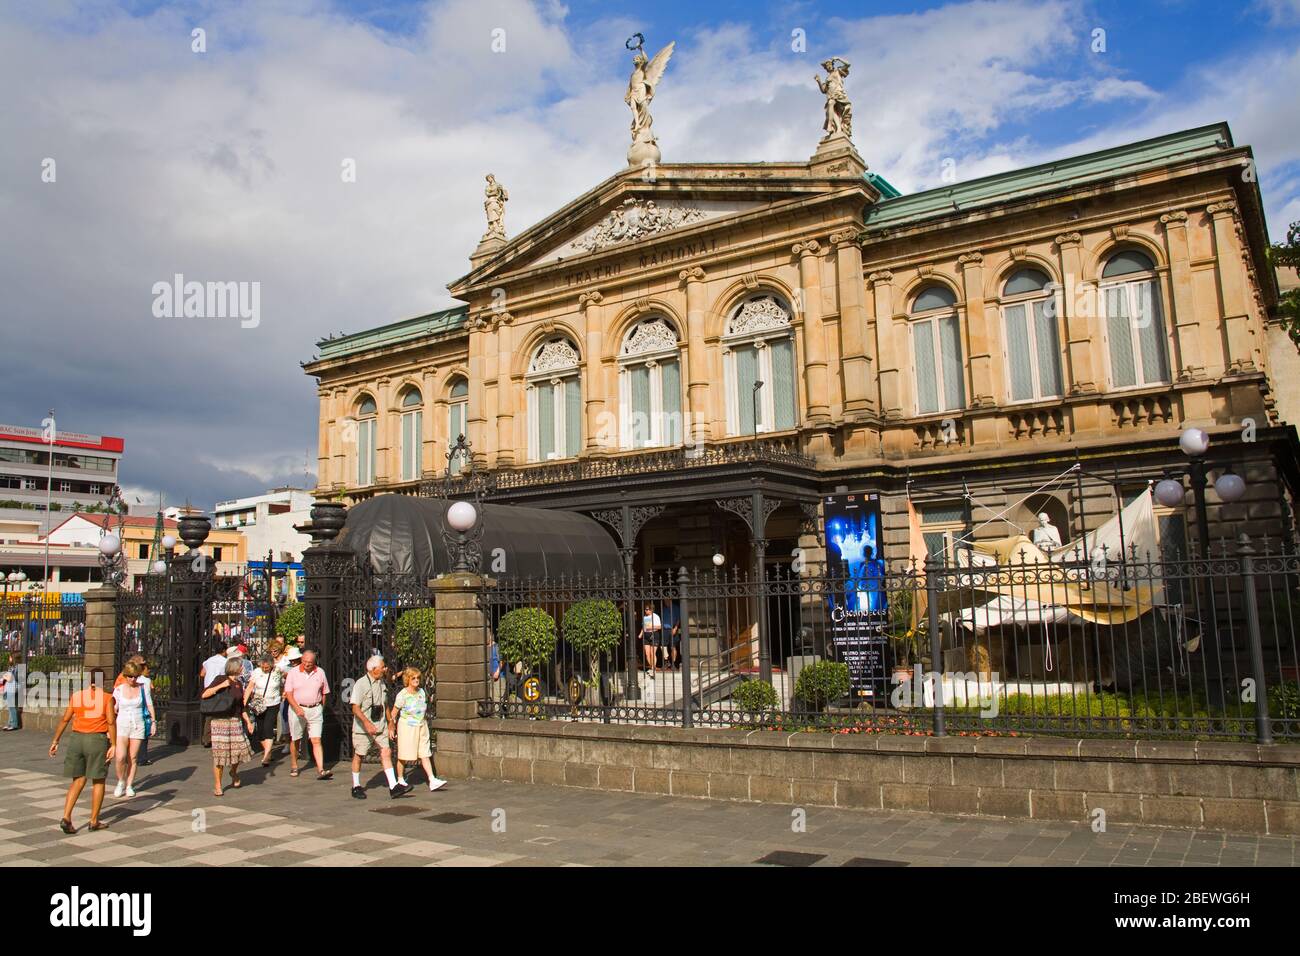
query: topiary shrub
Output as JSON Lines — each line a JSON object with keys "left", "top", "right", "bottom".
{"left": 393, "top": 608, "right": 436, "bottom": 680}
{"left": 275, "top": 602, "right": 306, "bottom": 639}
{"left": 732, "top": 678, "right": 779, "bottom": 713}
{"left": 794, "top": 660, "right": 850, "bottom": 710}
{"left": 562, "top": 599, "right": 622, "bottom": 695}
{"left": 497, "top": 607, "right": 557, "bottom": 673}
{"left": 26, "top": 655, "right": 62, "bottom": 676}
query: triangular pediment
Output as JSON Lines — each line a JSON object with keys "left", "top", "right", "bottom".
{"left": 449, "top": 156, "right": 875, "bottom": 297}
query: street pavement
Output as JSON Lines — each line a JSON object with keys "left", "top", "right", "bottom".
{"left": 0, "top": 730, "right": 1295, "bottom": 867}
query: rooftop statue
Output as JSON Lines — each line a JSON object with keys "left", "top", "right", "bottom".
{"left": 482, "top": 174, "right": 508, "bottom": 243}
{"left": 816, "top": 58, "right": 853, "bottom": 141}
{"left": 624, "top": 33, "right": 674, "bottom": 167}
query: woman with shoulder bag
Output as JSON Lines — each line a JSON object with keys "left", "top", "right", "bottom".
{"left": 201, "top": 658, "right": 253, "bottom": 796}
{"left": 244, "top": 653, "right": 283, "bottom": 767}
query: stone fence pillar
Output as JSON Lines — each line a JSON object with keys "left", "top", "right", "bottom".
{"left": 431, "top": 572, "right": 490, "bottom": 779}
{"left": 81, "top": 585, "right": 118, "bottom": 677}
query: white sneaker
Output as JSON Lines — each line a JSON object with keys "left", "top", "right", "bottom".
{"left": 113, "top": 781, "right": 125, "bottom": 798}
{"left": 125, "top": 786, "right": 136, "bottom": 797}
{"left": 429, "top": 777, "right": 447, "bottom": 792}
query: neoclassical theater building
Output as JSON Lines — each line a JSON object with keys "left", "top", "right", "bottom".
{"left": 303, "top": 62, "right": 1296, "bottom": 575}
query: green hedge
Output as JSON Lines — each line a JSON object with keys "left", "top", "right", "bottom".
{"left": 393, "top": 608, "right": 436, "bottom": 678}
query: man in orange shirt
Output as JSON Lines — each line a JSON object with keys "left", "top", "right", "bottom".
{"left": 49, "top": 669, "right": 117, "bottom": 834}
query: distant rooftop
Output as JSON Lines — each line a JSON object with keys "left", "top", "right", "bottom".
{"left": 314, "top": 305, "right": 468, "bottom": 362}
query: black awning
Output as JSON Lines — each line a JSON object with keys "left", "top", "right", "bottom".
{"left": 339, "top": 494, "right": 622, "bottom": 580}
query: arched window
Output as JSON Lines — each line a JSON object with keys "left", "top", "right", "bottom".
{"left": 618, "top": 317, "right": 682, "bottom": 448}
{"left": 909, "top": 285, "right": 965, "bottom": 414}
{"left": 1000, "top": 268, "right": 1062, "bottom": 402}
{"left": 355, "top": 395, "right": 377, "bottom": 487}
{"left": 1101, "top": 250, "right": 1169, "bottom": 388}
{"left": 526, "top": 338, "right": 581, "bottom": 461}
{"left": 722, "top": 294, "right": 797, "bottom": 435}
{"left": 399, "top": 388, "right": 422, "bottom": 482}
{"left": 447, "top": 378, "right": 469, "bottom": 475}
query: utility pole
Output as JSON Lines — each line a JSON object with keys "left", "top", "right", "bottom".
{"left": 42, "top": 409, "right": 55, "bottom": 592}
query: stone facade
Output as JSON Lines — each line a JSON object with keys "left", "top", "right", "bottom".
{"left": 303, "top": 123, "right": 1298, "bottom": 561}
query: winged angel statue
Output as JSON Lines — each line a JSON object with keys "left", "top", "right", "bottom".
{"left": 624, "top": 34, "right": 674, "bottom": 166}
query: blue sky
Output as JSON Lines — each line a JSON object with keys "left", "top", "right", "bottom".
{"left": 1, "top": 0, "right": 1298, "bottom": 511}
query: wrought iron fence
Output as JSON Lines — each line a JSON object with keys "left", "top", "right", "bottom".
{"left": 477, "top": 539, "right": 1300, "bottom": 742}
{"left": 3, "top": 596, "right": 87, "bottom": 673}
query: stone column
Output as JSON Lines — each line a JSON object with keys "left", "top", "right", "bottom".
{"left": 494, "top": 313, "right": 514, "bottom": 466}
{"left": 836, "top": 235, "right": 873, "bottom": 416}
{"left": 466, "top": 318, "right": 488, "bottom": 468}
{"left": 679, "top": 267, "right": 711, "bottom": 445}
{"left": 374, "top": 377, "right": 392, "bottom": 485}
{"left": 794, "top": 241, "right": 831, "bottom": 424}
{"left": 421, "top": 369, "right": 438, "bottom": 476}
{"left": 579, "top": 292, "right": 607, "bottom": 452}
{"left": 1050, "top": 234, "right": 1096, "bottom": 395}
{"left": 316, "top": 386, "right": 332, "bottom": 493}
{"left": 1157, "top": 212, "right": 1204, "bottom": 381}
{"left": 1208, "top": 201, "right": 1255, "bottom": 373}
{"left": 430, "top": 572, "right": 490, "bottom": 780}
{"left": 870, "top": 271, "right": 901, "bottom": 418}
{"left": 81, "top": 585, "right": 117, "bottom": 676}
{"left": 958, "top": 251, "right": 996, "bottom": 408}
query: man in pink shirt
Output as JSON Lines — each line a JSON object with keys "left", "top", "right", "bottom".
{"left": 284, "top": 649, "right": 331, "bottom": 779}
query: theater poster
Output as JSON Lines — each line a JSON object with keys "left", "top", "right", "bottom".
{"left": 823, "top": 493, "right": 889, "bottom": 702}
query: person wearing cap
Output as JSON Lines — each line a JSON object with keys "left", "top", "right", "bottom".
{"left": 236, "top": 643, "right": 253, "bottom": 682}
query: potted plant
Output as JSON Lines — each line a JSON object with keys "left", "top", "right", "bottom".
{"left": 561, "top": 599, "right": 621, "bottom": 705}
{"left": 732, "top": 678, "right": 779, "bottom": 724}
{"left": 497, "top": 607, "right": 557, "bottom": 701}
{"left": 887, "top": 587, "right": 921, "bottom": 684}
{"left": 793, "top": 660, "right": 850, "bottom": 712}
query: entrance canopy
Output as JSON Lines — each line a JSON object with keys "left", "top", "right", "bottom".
{"left": 341, "top": 494, "right": 622, "bottom": 580}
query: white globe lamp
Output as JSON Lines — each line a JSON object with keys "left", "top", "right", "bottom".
{"left": 161, "top": 534, "right": 177, "bottom": 551}
{"left": 447, "top": 501, "right": 478, "bottom": 532}
{"left": 1154, "top": 478, "right": 1185, "bottom": 509}
{"left": 98, "top": 533, "right": 121, "bottom": 557}
{"left": 711, "top": 552, "right": 725, "bottom": 567}
{"left": 1214, "top": 471, "right": 1246, "bottom": 503}
{"left": 1179, "top": 427, "right": 1209, "bottom": 457}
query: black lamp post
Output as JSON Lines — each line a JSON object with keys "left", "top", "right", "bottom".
{"left": 438, "top": 434, "right": 484, "bottom": 574}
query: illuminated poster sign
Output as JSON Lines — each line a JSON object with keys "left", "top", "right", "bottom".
{"left": 823, "top": 493, "right": 889, "bottom": 702}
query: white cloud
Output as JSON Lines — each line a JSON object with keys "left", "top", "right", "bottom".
{"left": 1, "top": 0, "right": 1296, "bottom": 509}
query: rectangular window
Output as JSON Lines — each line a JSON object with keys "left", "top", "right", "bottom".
{"left": 448, "top": 402, "right": 467, "bottom": 475}
{"left": 1105, "top": 279, "right": 1169, "bottom": 388}
{"left": 661, "top": 358, "right": 682, "bottom": 446}
{"left": 213, "top": 546, "right": 223, "bottom": 562}
{"left": 137, "top": 544, "right": 149, "bottom": 560}
{"left": 735, "top": 345, "right": 758, "bottom": 433}
{"left": 921, "top": 502, "right": 967, "bottom": 565}
{"left": 914, "top": 316, "right": 964, "bottom": 413}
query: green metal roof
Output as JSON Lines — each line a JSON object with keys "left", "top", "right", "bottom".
{"left": 315, "top": 305, "right": 468, "bottom": 361}
{"left": 863, "top": 124, "right": 1233, "bottom": 233}
{"left": 866, "top": 171, "right": 901, "bottom": 199}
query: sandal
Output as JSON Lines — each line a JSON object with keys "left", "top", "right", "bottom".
{"left": 213, "top": 788, "right": 224, "bottom": 797}
{"left": 88, "top": 820, "right": 109, "bottom": 831}
{"left": 316, "top": 770, "right": 333, "bottom": 780}
{"left": 59, "top": 818, "right": 75, "bottom": 834}
{"left": 231, "top": 780, "right": 242, "bottom": 789}
{"left": 289, "top": 768, "right": 300, "bottom": 777}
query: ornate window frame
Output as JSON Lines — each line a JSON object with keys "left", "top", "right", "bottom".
{"left": 1098, "top": 249, "right": 1171, "bottom": 391}
{"left": 525, "top": 337, "right": 582, "bottom": 462}
{"left": 617, "top": 317, "right": 683, "bottom": 449}
{"left": 354, "top": 394, "right": 377, "bottom": 487}
{"left": 998, "top": 267, "right": 1064, "bottom": 404}
{"left": 721, "top": 294, "right": 798, "bottom": 436}
{"left": 907, "top": 285, "right": 965, "bottom": 415}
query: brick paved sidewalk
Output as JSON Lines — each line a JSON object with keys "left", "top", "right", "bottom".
{"left": 1, "top": 731, "right": 1294, "bottom": 867}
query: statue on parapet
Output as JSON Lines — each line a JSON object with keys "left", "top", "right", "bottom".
{"left": 816, "top": 58, "right": 853, "bottom": 141}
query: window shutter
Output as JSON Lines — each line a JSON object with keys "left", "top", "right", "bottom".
{"left": 938, "top": 315, "right": 965, "bottom": 411}
{"left": 661, "top": 359, "right": 681, "bottom": 445}
{"left": 913, "top": 320, "right": 938, "bottom": 414}
{"left": 630, "top": 364, "right": 651, "bottom": 446}
{"left": 565, "top": 377, "right": 582, "bottom": 458}
{"left": 1004, "top": 304, "right": 1033, "bottom": 401}
{"left": 1133, "top": 280, "right": 1168, "bottom": 383}
{"left": 1032, "top": 300, "right": 1062, "bottom": 396}
{"left": 771, "top": 339, "right": 796, "bottom": 430}
{"left": 538, "top": 384, "right": 556, "bottom": 459}
{"left": 736, "top": 345, "right": 758, "bottom": 432}
{"left": 1105, "top": 286, "right": 1136, "bottom": 387}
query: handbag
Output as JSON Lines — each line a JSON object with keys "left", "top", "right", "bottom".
{"left": 249, "top": 670, "right": 274, "bottom": 716}
{"left": 200, "top": 681, "right": 239, "bottom": 717}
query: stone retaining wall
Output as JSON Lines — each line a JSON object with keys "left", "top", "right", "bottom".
{"left": 432, "top": 719, "right": 1300, "bottom": 835}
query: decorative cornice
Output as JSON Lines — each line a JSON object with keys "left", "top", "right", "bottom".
{"left": 678, "top": 266, "right": 706, "bottom": 284}
{"left": 1054, "top": 232, "right": 1082, "bottom": 247}
{"left": 792, "top": 239, "right": 822, "bottom": 257}
{"left": 957, "top": 251, "right": 984, "bottom": 267}
{"left": 868, "top": 270, "right": 893, "bottom": 286}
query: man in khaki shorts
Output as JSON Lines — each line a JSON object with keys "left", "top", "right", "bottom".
{"left": 284, "top": 649, "right": 331, "bottom": 780}
{"left": 349, "top": 654, "right": 409, "bottom": 799}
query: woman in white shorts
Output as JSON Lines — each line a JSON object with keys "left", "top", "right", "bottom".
{"left": 111, "top": 660, "right": 154, "bottom": 797}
